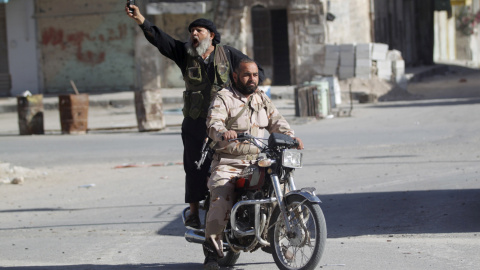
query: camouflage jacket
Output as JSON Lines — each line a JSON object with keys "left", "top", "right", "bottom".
{"left": 206, "top": 87, "right": 294, "bottom": 158}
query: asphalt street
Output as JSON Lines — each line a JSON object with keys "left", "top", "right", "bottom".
{"left": 1, "top": 93, "right": 480, "bottom": 269}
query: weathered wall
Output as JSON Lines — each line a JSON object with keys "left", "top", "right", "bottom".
{"left": 288, "top": 0, "right": 327, "bottom": 83}
{"left": 5, "top": 0, "right": 39, "bottom": 96}
{"left": 326, "top": 0, "right": 372, "bottom": 44}
{"left": 37, "top": 0, "right": 135, "bottom": 94}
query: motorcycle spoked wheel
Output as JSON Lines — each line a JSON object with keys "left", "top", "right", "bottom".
{"left": 203, "top": 193, "right": 241, "bottom": 267}
{"left": 268, "top": 194, "right": 327, "bottom": 270}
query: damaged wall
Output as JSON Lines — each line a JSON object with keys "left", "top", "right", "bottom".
{"left": 326, "top": 0, "right": 372, "bottom": 44}
{"left": 214, "top": 0, "right": 328, "bottom": 85}
{"left": 36, "top": 0, "right": 135, "bottom": 94}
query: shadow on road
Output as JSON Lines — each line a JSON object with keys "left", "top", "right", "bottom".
{"left": 0, "top": 261, "right": 274, "bottom": 270}
{"left": 321, "top": 189, "right": 480, "bottom": 238}
{"left": 0, "top": 263, "right": 201, "bottom": 270}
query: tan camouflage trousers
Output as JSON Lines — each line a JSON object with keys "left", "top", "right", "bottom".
{"left": 205, "top": 158, "right": 251, "bottom": 238}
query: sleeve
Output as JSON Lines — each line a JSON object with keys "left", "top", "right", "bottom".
{"left": 206, "top": 93, "right": 229, "bottom": 142}
{"left": 264, "top": 94, "right": 294, "bottom": 136}
{"left": 224, "top": 45, "right": 266, "bottom": 84}
{"left": 139, "top": 19, "right": 187, "bottom": 67}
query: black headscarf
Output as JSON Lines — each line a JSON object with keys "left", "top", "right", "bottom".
{"left": 188, "top": 18, "right": 221, "bottom": 45}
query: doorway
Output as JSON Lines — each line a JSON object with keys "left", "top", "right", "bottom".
{"left": 251, "top": 6, "right": 291, "bottom": 85}
{"left": 0, "top": 3, "right": 10, "bottom": 96}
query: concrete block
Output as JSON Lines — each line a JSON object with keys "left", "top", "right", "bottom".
{"left": 324, "top": 58, "right": 339, "bottom": 68}
{"left": 339, "top": 66, "right": 355, "bottom": 80}
{"left": 372, "top": 43, "right": 389, "bottom": 60}
{"left": 340, "top": 44, "right": 355, "bottom": 52}
{"left": 325, "top": 44, "right": 340, "bottom": 54}
{"left": 340, "top": 51, "right": 355, "bottom": 66}
{"left": 326, "top": 51, "right": 340, "bottom": 60}
{"left": 356, "top": 59, "right": 372, "bottom": 67}
{"left": 356, "top": 43, "right": 373, "bottom": 53}
{"left": 355, "top": 66, "right": 372, "bottom": 75}
{"left": 393, "top": 60, "right": 405, "bottom": 70}
{"left": 322, "top": 65, "right": 338, "bottom": 76}
{"left": 377, "top": 60, "right": 392, "bottom": 81}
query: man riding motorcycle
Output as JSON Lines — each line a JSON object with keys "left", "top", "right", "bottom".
{"left": 204, "top": 58, "right": 304, "bottom": 269}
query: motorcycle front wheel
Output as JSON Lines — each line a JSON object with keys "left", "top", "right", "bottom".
{"left": 269, "top": 194, "right": 327, "bottom": 270}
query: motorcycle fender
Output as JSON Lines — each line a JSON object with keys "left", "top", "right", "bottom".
{"left": 285, "top": 189, "right": 321, "bottom": 204}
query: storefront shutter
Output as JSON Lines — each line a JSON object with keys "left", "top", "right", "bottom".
{"left": 0, "top": 3, "right": 11, "bottom": 96}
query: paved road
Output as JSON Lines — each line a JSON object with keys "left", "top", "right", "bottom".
{"left": 1, "top": 97, "right": 479, "bottom": 270}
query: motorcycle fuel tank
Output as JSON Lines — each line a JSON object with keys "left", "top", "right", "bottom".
{"left": 237, "top": 164, "right": 266, "bottom": 190}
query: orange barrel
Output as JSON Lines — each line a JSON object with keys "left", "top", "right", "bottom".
{"left": 17, "top": 94, "right": 45, "bottom": 135}
{"left": 134, "top": 89, "right": 165, "bottom": 132}
{"left": 58, "top": 94, "right": 89, "bottom": 134}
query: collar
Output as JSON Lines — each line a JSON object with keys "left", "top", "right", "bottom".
{"left": 230, "top": 88, "right": 263, "bottom": 111}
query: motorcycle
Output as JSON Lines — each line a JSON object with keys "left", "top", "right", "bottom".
{"left": 183, "top": 132, "right": 327, "bottom": 270}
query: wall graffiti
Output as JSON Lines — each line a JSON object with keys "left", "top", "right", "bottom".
{"left": 41, "top": 24, "right": 127, "bottom": 65}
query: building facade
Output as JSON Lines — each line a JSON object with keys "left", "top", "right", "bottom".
{"left": 1, "top": 0, "right": 477, "bottom": 97}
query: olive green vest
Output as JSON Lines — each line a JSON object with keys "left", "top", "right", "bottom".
{"left": 182, "top": 45, "right": 231, "bottom": 119}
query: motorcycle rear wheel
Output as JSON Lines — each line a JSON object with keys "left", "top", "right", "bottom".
{"left": 269, "top": 194, "right": 327, "bottom": 270}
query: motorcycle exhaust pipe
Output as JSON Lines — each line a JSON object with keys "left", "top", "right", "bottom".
{"left": 185, "top": 229, "right": 231, "bottom": 249}
{"left": 185, "top": 229, "right": 206, "bottom": 245}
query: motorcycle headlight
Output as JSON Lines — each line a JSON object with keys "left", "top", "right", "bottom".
{"left": 282, "top": 150, "right": 303, "bottom": 168}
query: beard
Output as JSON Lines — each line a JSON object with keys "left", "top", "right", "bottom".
{"left": 236, "top": 79, "right": 257, "bottom": 96}
{"left": 186, "top": 37, "right": 211, "bottom": 57}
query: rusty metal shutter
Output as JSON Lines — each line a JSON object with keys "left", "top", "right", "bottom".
{"left": 0, "top": 3, "right": 11, "bottom": 96}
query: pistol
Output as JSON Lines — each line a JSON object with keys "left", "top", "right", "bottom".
{"left": 127, "top": 0, "right": 135, "bottom": 13}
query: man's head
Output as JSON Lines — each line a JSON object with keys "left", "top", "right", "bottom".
{"left": 186, "top": 18, "right": 220, "bottom": 57}
{"left": 233, "top": 59, "right": 259, "bottom": 96}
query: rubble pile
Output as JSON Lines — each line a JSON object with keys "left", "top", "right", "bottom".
{"left": 0, "top": 162, "right": 45, "bottom": 185}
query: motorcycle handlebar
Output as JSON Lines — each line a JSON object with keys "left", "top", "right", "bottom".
{"left": 221, "top": 132, "right": 251, "bottom": 141}
{"left": 292, "top": 138, "right": 300, "bottom": 148}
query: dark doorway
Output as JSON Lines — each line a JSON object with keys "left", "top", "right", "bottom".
{"left": 0, "top": 3, "right": 11, "bottom": 96}
{"left": 252, "top": 6, "right": 291, "bottom": 85}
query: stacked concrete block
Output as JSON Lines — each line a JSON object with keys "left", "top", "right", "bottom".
{"left": 355, "top": 43, "right": 373, "bottom": 79}
{"left": 339, "top": 44, "right": 355, "bottom": 80}
{"left": 376, "top": 60, "right": 392, "bottom": 81}
{"left": 387, "top": 50, "right": 406, "bottom": 84}
{"left": 372, "top": 43, "right": 389, "bottom": 60}
{"left": 372, "top": 43, "right": 391, "bottom": 81}
{"left": 323, "top": 45, "right": 340, "bottom": 76}
{"left": 392, "top": 60, "right": 406, "bottom": 83}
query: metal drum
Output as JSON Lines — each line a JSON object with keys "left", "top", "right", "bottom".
{"left": 17, "top": 94, "right": 44, "bottom": 135}
{"left": 58, "top": 94, "right": 89, "bottom": 134}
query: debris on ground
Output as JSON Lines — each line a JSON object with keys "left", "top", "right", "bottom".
{"left": 0, "top": 162, "right": 46, "bottom": 185}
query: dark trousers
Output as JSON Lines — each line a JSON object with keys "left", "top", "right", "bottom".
{"left": 181, "top": 117, "right": 212, "bottom": 203}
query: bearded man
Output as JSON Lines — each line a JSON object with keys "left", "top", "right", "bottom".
{"left": 204, "top": 59, "right": 303, "bottom": 269}
{"left": 126, "top": 4, "right": 265, "bottom": 229}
